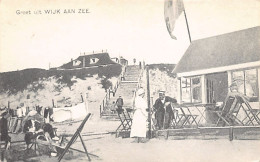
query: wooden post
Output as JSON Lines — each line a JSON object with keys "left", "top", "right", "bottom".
{"left": 85, "top": 93, "right": 89, "bottom": 113}
{"left": 81, "top": 94, "right": 84, "bottom": 103}
{"left": 83, "top": 56, "right": 85, "bottom": 68}
{"left": 201, "top": 75, "right": 207, "bottom": 104}
{"left": 100, "top": 105, "right": 102, "bottom": 118}
{"left": 256, "top": 68, "right": 260, "bottom": 107}
{"left": 229, "top": 126, "right": 234, "bottom": 141}
{"left": 146, "top": 66, "right": 152, "bottom": 139}
{"left": 52, "top": 99, "right": 55, "bottom": 108}
{"left": 183, "top": 8, "right": 192, "bottom": 43}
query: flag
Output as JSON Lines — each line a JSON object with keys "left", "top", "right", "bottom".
{"left": 164, "top": 0, "right": 184, "bottom": 39}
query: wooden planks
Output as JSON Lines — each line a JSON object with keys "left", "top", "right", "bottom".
{"left": 156, "top": 126, "right": 260, "bottom": 140}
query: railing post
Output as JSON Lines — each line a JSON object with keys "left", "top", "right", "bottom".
{"left": 81, "top": 94, "right": 84, "bottom": 103}
{"left": 229, "top": 126, "right": 234, "bottom": 141}
{"left": 52, "top": 99, "right": 55, "bottom": 108}
{"left": 146, "top": 65, "right": 152, "bottom": 139}
{"left": 100, "top": 105, "right": 102, "bottom": 118}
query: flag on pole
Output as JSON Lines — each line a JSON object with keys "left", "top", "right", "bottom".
{"left": 164, "top": 0, "right": 184, "bottom": 39}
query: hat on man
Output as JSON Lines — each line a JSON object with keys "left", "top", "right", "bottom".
{"left": 137, "top": 88, "right": 145, "bottom": 96}
{"left": 233, "top": 76, "right": 243, "bottom": 81}
{"left": 229, "top": 82, "right": 238, "bottom": 88}
{"left": 0, "top": 109, "right": 8, "bottom": 117}
{"left": 159, "top": 90, "right": 166, "bottom": 94}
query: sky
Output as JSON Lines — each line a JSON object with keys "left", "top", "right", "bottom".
{"left": 0, "top": 0, "right": 259, "bottom": 72}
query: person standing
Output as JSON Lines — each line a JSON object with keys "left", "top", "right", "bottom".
{"left": 153, "top": 90, "right": 177, "bottom": 129}
{"left": 116, "top": 96, "right": 124, "bottom": 111}
{"left": 130, "top": 88, "right": 148, "bottom": 143}
{"left": 0, "top": 110, "right": 11, "bottom": 150}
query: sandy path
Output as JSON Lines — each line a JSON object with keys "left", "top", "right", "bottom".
{"left": 26, "top": 135, "right": 260, "bottom": 162}
{"left": 6, "top": 101, "right": 260, "bottom": 162}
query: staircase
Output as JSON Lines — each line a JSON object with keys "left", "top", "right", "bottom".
{"left": 101, "top": 65, "right": 144, "bottom": 119}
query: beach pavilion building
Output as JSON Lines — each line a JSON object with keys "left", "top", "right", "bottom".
{"left": 173, "top": 26, "right": 260, "bottom": 109}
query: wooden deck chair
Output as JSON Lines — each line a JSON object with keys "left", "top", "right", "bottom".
{"left": 31, "top": 114, "right": 97, "bottom": 161}
{"left": 115, "top": 109, "right": 132, "bottom": 133}
{"left": 234, "top": 95, "right": 260, "bottom": 126}
{"left": 57, "top": 113, "right": 99, "bottom": 161}
{"left": 215, "top": 96, "right": 236, "bottom": 126}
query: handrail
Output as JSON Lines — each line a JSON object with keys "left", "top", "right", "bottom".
{"left": 99, "top": 64, "right": 127, "bottom": 117}
{"left": 112, "top": 65, "right": 126, "bottom": 94}
{"left": 132, "top": 66, "right": 145, "bottom": 108}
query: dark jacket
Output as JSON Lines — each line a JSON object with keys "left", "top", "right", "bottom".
{"left": 116, "top": 98, "right": 124, "bottom": 107}
{"left": 153, "top": 96, "right": 177, "bottom": 113}
{"left": 0, "top": 117, "right": 9, "bottom": 141}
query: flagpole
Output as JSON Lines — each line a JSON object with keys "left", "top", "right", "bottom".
{"left": 183, "top": 5, "right": 192, "bottom": 43}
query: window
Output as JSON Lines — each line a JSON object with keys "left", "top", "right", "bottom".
{"left": 181, "top": 78, "right": 191, "bottom": 103}
{"left": 90, "top": 58, "right": 99, "bottom": 64}
{"left": 73, "top": 60, "right": 81, "bottom": 66}
{"left": 181, "top": 77, "right": 202, "bottom": 103}
{"left": 232, "top": 68, "right": 258, "bottom": 101}
{"left": 192, "top": 77, "right": 202, "bottom": 103}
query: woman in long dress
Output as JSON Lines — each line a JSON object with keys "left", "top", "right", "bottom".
{"left": 130, "top": 88, "right": 148, "bottom": 143}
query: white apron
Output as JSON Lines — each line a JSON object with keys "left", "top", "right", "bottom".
{"left": 130, "top": 96, "right": 147, "bottom": 138}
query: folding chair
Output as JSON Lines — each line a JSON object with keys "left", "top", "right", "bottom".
{"left": 31, "top": 113, "right": 98, "bottom": 161}
{"left": 164, "top": 103, "right": 180, "bottom": 129}
{"left": 245, "top": 109, "right": 260, "bottom": 125}
{"left": 125, "top": 108, "right": 134, "bottom": 125}
{"left": 169, "top": 106, "right": 179, "bottom": 129}
{"left": 234, "top": 95, "right": 260, "bottom": 126}
{"left": 174, "top": 105, "right": 198, "bottom": 128}
{"left": 115, "top": 108, "right": 132, "bottom": 133}
{"left": 57, "top": 113, "right": 98, "bottom": 161}
{"left": 172, "top": 107, "right": 185, "bottom": 128}
{"left": 180, "top": 106, "right": 198, "bottom": 128}
{"left": 215, "top": 96, "right": 236, "bottom": 126}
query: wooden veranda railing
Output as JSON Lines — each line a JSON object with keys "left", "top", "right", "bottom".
{"left": 151, "top": 103, "right": 216, "bottom": 130}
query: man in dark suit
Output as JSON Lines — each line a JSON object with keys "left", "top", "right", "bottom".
{"left": 153, "top": 91, "right": 177, "bottom": 129}
{"left": 116, "top": 96, "right": 124, "bottom": 111}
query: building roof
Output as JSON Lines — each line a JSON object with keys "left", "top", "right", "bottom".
{"left": 173, "top": 26, "right": 260, "bottom": 75}
{"left": 60, "top": 53, "right": 117, "bottom": 69}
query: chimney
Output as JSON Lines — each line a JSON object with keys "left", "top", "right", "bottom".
{"left": 83, "top": 56, "right": 85, "bottom": 68}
